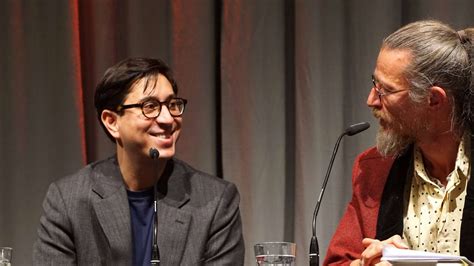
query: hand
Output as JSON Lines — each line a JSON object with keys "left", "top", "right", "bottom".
{"left": 358, "top": 235, "right": 409, "bottom": 266}
{"left": 350, "top": 259, "right": 392, "bottom": 266}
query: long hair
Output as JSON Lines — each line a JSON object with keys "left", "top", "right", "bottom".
{"left": 382, "top": 20, "right": 473, "bottom": 132}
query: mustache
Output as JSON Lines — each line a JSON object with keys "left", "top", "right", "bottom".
{"left": 372, "top": 109, "right": 384, "bottom": 120}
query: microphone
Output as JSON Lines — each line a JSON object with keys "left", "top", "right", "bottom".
{"left": 149, "top": 147, "right": 161, "bottom": 265}
{"left": 309, "top": 122, "right": 370, "bottom": 266}
{"left": 345, "top": 122, "right": 370, "bottom": 136}
{"left": 149, "top": 148, "right": 160, "bottom": 159}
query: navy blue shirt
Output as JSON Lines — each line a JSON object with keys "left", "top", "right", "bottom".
{"left": 127, "top": 188, "right": 155, "bottom": 266}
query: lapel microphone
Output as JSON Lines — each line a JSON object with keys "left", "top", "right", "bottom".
{"left": 309, "top": 122, "right": 370, "bottom": 266}
{"left": 149, "top": 147, "right": 161, "bottom": 265}
{"left": 149, "top": 148, "right": 160, "bottom": 160}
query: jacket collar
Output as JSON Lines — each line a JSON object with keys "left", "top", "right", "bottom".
{"left": 375, "top": 145, "right": 413, "bottom": 240}
{"left": 90, "top": 156, "right": 190, "bottom": 206}
{"left": 90, "top": 156, "right": 192, "bottom": 264}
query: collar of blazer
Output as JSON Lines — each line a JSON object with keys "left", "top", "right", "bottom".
{"left": 90, "top": 156, "right": 190, "bottom": 208}
{"left": 88, "top": 156, "right": 192, "bottom": 264}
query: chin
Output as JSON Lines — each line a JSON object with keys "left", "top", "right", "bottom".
{"left": 157, "top": 148, "right": 176, "bottom": 159}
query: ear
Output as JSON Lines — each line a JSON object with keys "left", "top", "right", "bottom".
{"left": 428, "top": 86, "right": 448, "bottom": 108}
{"left": 101, "top": 110, "right": 121, "bottom": 139}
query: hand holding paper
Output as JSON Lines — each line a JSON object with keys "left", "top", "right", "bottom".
{"left": 358, "top": 235, "right": 409, "bottom": 265}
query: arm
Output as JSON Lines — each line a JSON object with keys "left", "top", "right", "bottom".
{"left": 324, "top": 149, "right": 394, "bottom": 265}
{"left": 32, "top": 182, "right": 77, "bottom": 265}
{"left": 324, "top": 198, "right": 367, "bottom": 265}
{"left": 326, "top": 208, "right": 407, "bottom": 266}
{"left": 203, "top": 183, "right": 245, "bottom": 266}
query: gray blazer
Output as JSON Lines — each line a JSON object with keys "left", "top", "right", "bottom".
{"left": 33, "top": 156, "right": 244, "bottom": 265}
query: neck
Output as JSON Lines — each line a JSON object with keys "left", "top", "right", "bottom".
{"left": 117, "top": 147, "right": 167, "bottom": 191}
{"left": 417, "top": 130, "right": 462, "bottom": 186}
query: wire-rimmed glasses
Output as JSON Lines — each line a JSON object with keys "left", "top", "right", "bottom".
{"left": 371, "top": 75, "right": 408, "bottom": 101}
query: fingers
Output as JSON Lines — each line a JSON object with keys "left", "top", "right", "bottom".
{"left": 360, "top": 239, "right": 384, "bottom": 265}
{"left": 350, "top": 259, "right": 362, "bottom": 266}
{"left": 352, "top": 257, "right": 392, "bottom": 266}
{"left": 362, "top": 237, "right": 378, "bottom": 247}
{"left": 359, "top": 235, "right": 406, "bottom": 265}
{"left": 363, "top": 235, "right": 409, "bottom": 249}
{"left": 388, "top": 235, "right": 409, "bottom": 249}
{"left": 375, "top": 261, "right": 392, "bottom": 266}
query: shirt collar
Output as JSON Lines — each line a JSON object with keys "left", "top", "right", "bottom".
{"left": 413, "top": 131, "right": 470, "bottom": 188}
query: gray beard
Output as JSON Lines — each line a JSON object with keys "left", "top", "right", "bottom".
{"left": 376, "top": 127, "right": 413, "bottom": 157}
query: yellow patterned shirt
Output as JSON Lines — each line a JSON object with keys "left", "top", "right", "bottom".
{"left": 403, "top": 134, "right": 470, "bottom": 254}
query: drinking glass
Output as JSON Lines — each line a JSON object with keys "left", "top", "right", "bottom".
{"left": 254, "top": 242, "right": 296, "bottom": 266}
{"left": 0, "top": 247, "right": 12, "bottom": 266}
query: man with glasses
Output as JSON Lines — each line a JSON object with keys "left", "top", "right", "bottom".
{"left": 33, "top": 58, "right": 245, "bottom": 265}
{"left": 325, "top": 21, "right": 474, "bottom": 265}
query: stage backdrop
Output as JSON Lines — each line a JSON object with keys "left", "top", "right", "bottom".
{"left": 1, "top": 0, "right": 474, "bottom": 265}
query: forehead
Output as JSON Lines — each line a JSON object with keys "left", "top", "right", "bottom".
{"left": 126, "top": 74, "right": 174, "bottom": 101}
{"left": 374, "top": 48, "right": 412, "bottom": 87}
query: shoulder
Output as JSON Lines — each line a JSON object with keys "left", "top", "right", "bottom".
{"left": 173, "top": 158, "right": 234, "bottom": 187}
{"left": 351, "top": 147, "right": 395, "bottom": 197}
{"left": 50, "top": 156, "right": 118, "bottom": 196}
{"left": 354, "top": 147, "right": 395, "bottom": 171}
{"left": 356, "top": 147, "right": 386, "bottom": 161}
{"left": 171, "top": 158, "right": 239, "bottom": 198}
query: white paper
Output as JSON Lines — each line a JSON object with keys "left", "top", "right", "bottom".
{"left": 381, "top": 246, "right": 473, "bottom": 265}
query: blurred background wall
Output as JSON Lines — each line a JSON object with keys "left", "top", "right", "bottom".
{"left": 1, "top": 0, "right": 474, "bottom": 265}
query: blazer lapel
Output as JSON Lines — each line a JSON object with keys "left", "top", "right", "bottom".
{"left": 91, "top": 157, "right": 132, "bottom": 263}
{"left": 376, "top": 146, "right": 413, "bottom": 240}
{"left": 88, "top": 157, "right": 193, "bottom": 264}
{"left": 157, "top": 201, "right": 191, "bottom": 265}
{"left": 156, "top": 159, "right": 191, "bottom": 265}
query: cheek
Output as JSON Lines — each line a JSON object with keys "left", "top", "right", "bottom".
{"left": 175, "top": 118, "right": 183, "bottom": 130}
{"left": 173, "top": 120, "right": 183, "bottom": 139}
{"left": 384, "top": 104, "right": 405, "bottom": 121}
{"left": 127, "top": 120, "right": 155, "bottom": 138}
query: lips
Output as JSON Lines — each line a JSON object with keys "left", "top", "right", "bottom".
{"left": 150, "top": 132, "right": 172, "bottom": 139}
{"left": 372, "top": 110, "right": 389, "bottom": 129}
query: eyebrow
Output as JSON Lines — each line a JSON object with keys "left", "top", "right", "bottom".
{"left": 138, "top": 95, "right": 176, "bottom": 103}
{"left": 372, "top": 74, "right": 396, "bottom": 92}
{"left": 372, "top": 74, "right": 384, "bottom": 85}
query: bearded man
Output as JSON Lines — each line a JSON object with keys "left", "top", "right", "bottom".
{"left": 324, "top": 20, "right": 474, "bottom": 265}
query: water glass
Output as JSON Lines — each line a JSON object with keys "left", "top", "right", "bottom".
{"left": 0, "top": 247, "right": 12, "bottom": 266}
{"left": 254, "top": 242, "right": 296, "bottom": 266}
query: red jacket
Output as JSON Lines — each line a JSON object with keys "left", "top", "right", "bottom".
{"left": 324, "top": 145, "right": 474, "bottom": 265}
{"left": 324, "top": 147, "right": 394, "bottom": 265}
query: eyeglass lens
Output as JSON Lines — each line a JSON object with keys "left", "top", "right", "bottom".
{"left": 142, "top": 98, "right": 186, "bottom": 118}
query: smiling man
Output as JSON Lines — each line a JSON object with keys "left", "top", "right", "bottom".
{"left": 33, "top": 58, "right": 244, "bottom": 265}
{"left": 325, "top": 21, "right": 474, "bottom": 265}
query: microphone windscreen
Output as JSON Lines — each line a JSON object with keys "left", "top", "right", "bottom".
{"left": 149, "top": 148, "right": 160, "bottom": 159}
{"left": 345, "top": 122, "right": 370, "bottom": 136}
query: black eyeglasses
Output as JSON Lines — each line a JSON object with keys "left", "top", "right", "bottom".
{"left": 371, "top": 75, "right": 408, "bottom": 101}
{"left": 118, "top": 97, "right": 188, "bottom": 118}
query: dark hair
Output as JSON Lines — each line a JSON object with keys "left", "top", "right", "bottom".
{"left": 94, "top": 57, "right": 179, "bottom": 142}
{"left": 382, "top": 20, "right": 473, "bottom": 132}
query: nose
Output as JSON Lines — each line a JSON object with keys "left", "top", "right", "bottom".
{"left": 367, "top": 87, "right": 382, "bottom": 109}
{"left": 155, "top": 105, "right": 174, "bottom": 124}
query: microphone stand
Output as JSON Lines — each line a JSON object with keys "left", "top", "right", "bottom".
{"left": 150, "top": 148, "right": 160, "bottom": 265}
{"left": 309, "top": 122, "right": 369, "bottom": 266}
{"left": 309, "top": 132, "right": 346, "bottom": 266}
